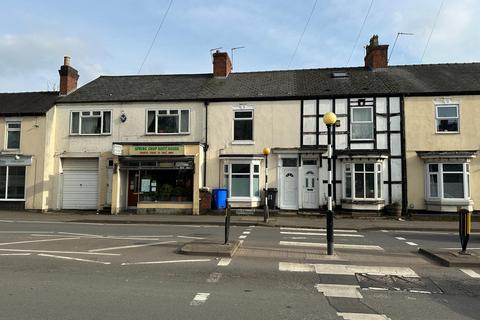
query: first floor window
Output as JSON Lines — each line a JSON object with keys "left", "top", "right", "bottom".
{"left": 344, "top": 162, "right": 382, "bottom": 200}
{"left": 427, "top": 162, "right": 469, "bottom": 199}
{"left": 436, "top": 104, "right": 459, "bottom": 133}
{"left": 70, "top": 110, "right": 111, "bottom": 135}
{"left": 6, "top": 121, "right": 21, "bottom": 149}
{"left": 351, "top": 107, "right": 373, "bottom": 140}
{"left": 233, "top": 110, "right": 253, "bottom": 141}
{"left": 0, "top": 166, "right": 25, "bottom": 200}
{"left": 146, "top": 109, "right": 190, "bottom": 134}
{"left": 224, "top": 161, "right": 260, "bottom": 198}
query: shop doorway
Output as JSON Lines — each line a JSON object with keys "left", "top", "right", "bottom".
{"left": 127, "top": 170, "right": 139, "bottom": 207}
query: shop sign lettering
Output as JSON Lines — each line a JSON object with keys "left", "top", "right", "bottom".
{"left": 127, "top": 145, "right": 185, "bottom": 156}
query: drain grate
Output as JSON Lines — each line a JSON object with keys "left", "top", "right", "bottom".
{"left": 356, "top": 273, "right": 443, "bottom": 294}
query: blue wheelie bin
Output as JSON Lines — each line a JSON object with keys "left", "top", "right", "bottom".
{"left": 212, "top": 188, "right": 228, "bottom": 209}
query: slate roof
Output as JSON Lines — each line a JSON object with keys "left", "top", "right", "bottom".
{"left": 58, "top": 63, "right": 480, "bottom": 103}
{"left": 0, "top": 91, "right": 59, "bottom": 115}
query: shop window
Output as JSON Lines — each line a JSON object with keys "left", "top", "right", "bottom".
{"left": 436, "top": 104, "right": 459, "bottom": 133}
{"left": 146, "top": 109, "right": 190, "bottom": 134}
{"left": 224, "top": 161, "right": 260, "bottom": 199}
{"left": 0, "top": 166, "right": 25, "bottom": 200}
{"left": 427, "top": 162, "right": 469, "bottom": 200}
{"left": 70, "top": 110, "right": 111, "bottom": 135}
{"left": 233, "top": 110, "right": 253, "bottom": 141}
{"left": 138, "top": 166, "right": 194, "bottom": 202}
{"left": 6, "top": 121, "right": 21, "bottom": 149}
{"left": 351, "top": 107, "right": 373, "bottom": 140}
{"left": 343, "top": 162, "right": 382, "bottom": 200}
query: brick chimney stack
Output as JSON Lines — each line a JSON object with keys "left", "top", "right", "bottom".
{"left": 59, "top": 56, "right": 79, "bottom": 95}
{"left": 212, "top": 50, "right": 232, "bottom": 77}
{"left": 364, "top": 35, "right": 389, "bottom": 69}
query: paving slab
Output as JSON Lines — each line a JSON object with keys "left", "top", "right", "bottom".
{"left": 179, "top": 240, "right": 241, "bottom": 257}
{"left": 418, "top": 248, "right": 480, "bottom": 267}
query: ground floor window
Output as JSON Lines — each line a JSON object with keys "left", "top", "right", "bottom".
{"left": 343, "top": 162, "right": 382, "bottom": 200}
{"left": 137, "top": 169, "right": 193, "bottom": 202}
{"left": 426, "top": 163, "right": 470, "bottom": 200}
{"left": 0, "top": 166, "right": 26, "bottom": 200}
{"left": 224, "top": 160, "right": 260, "bottom": 199}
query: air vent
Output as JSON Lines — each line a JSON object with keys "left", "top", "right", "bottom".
{"left": 331, "top": 72, "right": 349, "bottom": 78}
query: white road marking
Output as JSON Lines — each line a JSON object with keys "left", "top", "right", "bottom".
{"left": 30, "top": 234, "right": 78, "bottom": 237}
{"left": 0, "top": 248, "right": 120, "bottom": 256}
{"left": 122, "top": 259, "right": 211, "bottom": 266}
{"left": 281, "top": 227, "right": 357, "bottom": 233}
{"left": 177, "top": 235, "right": 205, "bottom": 240}
{"left": 314, "top": 263, "right": 418, "bottom": 277}
{"left": 207, "top": 272, "right": 222, "bottom": 283}
{"left": 337, "top": 312, "right": 391, "bottom": 320}
{"left": 0, "top": 237, "right": 80, "bottom": 246}
{"left": 242, "top": 231, "right": 251, "bottom": 234}
{"left": 279, "top": 262, "right": 315, "bottom": 272}
{"left": 315, "top": 284, "right": 362, "bottom": 298}
{"left": 89, "top": 240, "right": 176, "bottom": 252}
{"left": 441, "top": 247, "right": 480, "bottom": 250}
{"left": 238, "top": 235, "right": 247, "bottom": 239}
{"left": 279, "top": 241, "right": 383, "bottom": 251}
{"left": 409, "top": 290, "right": 431, "bottom": 294}
{"left": 217, "top": 258, "right": 231, "bottom": 266}
{"left": 239, "top": 240, "right": 244, "bottom": 245}
{"left": 380, "top": 230, "right": 389, "bottom": 233}
{"left": 59, "top": 232, "right": 173, "bottom": 241}
{"left": 0, "top": 253, "right": 31, "bottom": 256}
{"left": 395, "top": 237, "right": 406, "bottom": 241}
{"left": 280, "top": 231, "right": 364, "bottom": 238}
{"left": 248, "top": 225, "right": 255, "bottom": 228}
{"left": 286, "top": 236, "right": 308, "bottom": 240}
{"left": 190, "top": 293, "right": 210, "bottom": 306}
{"left": 38, "top": 253, "right": 111, "bottom": 265}
{"left": 406, "top": 242, "right": 418, "bottom": 246}
{"left": 460, "top": 269, "right": 480, "bottom": 278}
{"left": 58, "top": 232, "right": 102, "bottom": 237}
{"left": 0, "top": 231, "right": 54, "bottom": 234}
{"left": 393, "top": 230, "right": 452, "bottom": 235}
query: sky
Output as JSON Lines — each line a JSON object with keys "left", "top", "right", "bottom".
{"left": 0, "top": 0, "right": 479, "bottom": 92}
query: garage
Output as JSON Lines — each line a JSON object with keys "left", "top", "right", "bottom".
{"left": 62, "top": 158, "right": 99, "bottom": 210}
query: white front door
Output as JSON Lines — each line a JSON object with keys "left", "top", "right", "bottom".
{"left": 281, "top": 167, "right": 298, "bottom": 210}
{"left": 302, "top": 164, "right": 319, "bottom": 209}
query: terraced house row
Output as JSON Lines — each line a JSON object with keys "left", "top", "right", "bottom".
{"left": 1, "top": 36, "right": 479, "bottom": 215}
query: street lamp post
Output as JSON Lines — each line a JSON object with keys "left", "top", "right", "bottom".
{"left": 263, "top": 147, "right": 271, "bottom": 223}
{"left": 323, "top": 112, "right": 336, "bottom": 255}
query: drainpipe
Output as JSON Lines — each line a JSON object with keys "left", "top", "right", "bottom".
{"left": 203, "top": 101, "right": 209, "bottom": 187}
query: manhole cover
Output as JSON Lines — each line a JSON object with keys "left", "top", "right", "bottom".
{"left": 356, "top": 273, "right": 443, "bottom": 294}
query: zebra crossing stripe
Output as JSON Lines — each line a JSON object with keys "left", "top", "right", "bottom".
{"left": 315, "top": 284, "right": 362, "bottom": 298}
{"left": 280, "top": 231, "right": 364, "bottom": 238}
{"left": 460, "top": 269, "right": 480, "bottom": 278}
{"left": 279, "top": 241, "right": 383, "bottom": 251}
{"left": 337, "top": 312, "right": 391, "bottom": 320}
{"left": 280, "top": 227, "right": 358, "bottom": 233}
{"left": 279, "top": 262, "right": 418, "bottom": 277}
{"left": 279, "top": 262, "right": 315, "bottom": 272}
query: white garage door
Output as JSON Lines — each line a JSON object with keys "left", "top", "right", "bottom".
{"left": 62, "top": 158, "right": 99, "bottom": 210}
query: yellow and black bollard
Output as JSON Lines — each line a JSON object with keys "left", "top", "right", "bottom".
{"left": 458, "top": 208, "right": 471, "bottom": 254}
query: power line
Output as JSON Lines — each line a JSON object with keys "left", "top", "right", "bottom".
{"left": 420, "top": 0, "right": 444, "bottom": 63}
{"left": 138, "top": 0, "right": 175, "bottom": 74}
{"left": 287, "top": 0, "right": 318, "bottom": 69}
{"left": 346, "top": 0, "right": 374, "bottom": 66}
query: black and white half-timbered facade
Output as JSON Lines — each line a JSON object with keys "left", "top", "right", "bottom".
{"left": 274, "top": 95, "right": 406, "bottom": 212}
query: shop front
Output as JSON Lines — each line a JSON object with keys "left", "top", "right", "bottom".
{"left": 0, "top": 155, "right": 32, "bottom": 210}
{"left": 110, "top": 143, "right": 202, "bottom": 215}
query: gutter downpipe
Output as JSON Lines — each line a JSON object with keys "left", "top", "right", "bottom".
{"left": 203, "top": 101, "right": 209, "bottom": 187}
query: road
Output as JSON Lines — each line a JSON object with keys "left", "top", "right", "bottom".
{"left": 0, "top": 219, "right": 479, "bottom": 320}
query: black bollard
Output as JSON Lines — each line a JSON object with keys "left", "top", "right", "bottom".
{"left": 459, "top": 208, "right": 471, "bottom": 254}
{"left": 224, "top": 204, "right": 231, "bottom": 245}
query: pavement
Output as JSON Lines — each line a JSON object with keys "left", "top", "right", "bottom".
{"left": 1, "top": 209, "right": 479, "bottom": 232}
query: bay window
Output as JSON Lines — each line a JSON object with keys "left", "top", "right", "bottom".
{"left": 224, "top": 161, "right": 260, "bottom": 199}
{"left": 343, "top": 162, "right": 382, "bottom": 200}
{"left": 146, "top": 109, "right": 190, "bottom": 134}
{"left": 70, "top": 110, "right": 111, "bottom": 135}
{"left": 426, "top": 163, "right": 470, "bottom": 200}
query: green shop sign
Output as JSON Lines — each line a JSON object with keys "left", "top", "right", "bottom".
{"left": 127, "top": 145, "right": 185, "bottom": 156}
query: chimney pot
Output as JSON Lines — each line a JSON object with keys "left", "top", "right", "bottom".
{"left": 59, "top": 56, "right": 79, "bottom": 95}
{"left": 364, "top": 35, "right": 388, "bottom": 69}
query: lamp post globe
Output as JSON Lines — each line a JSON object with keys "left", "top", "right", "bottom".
{"left": 323, "top": 112, "right": 337, "bottom": 126}
{"left": 263, "top": 147, "right": 271, "bottom": 156}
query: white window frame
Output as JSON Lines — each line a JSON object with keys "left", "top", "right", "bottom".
{"left": 426, "top": 162, "right": 470, "bottom": 201}
{"left": 343, "top": 161, "right": 383, "bottom": 200}
{"left": 223, "top": 160, "right": 260, "bottom": 201}
{"left": 0, "top": 166, "right": 26, "bottom": 201}
{"left": 232, "top": 107, "right": 254, "bottom": 144}
{"left": 145, "top": 109, "right": 190, "bottom": 135}
{"left": 350, "top": 106, "right": 374, "bottom": 141}
{"left": 5, "top": 121, "right": 21, "bottom": 150}
{"left": 435, "top": 104, "right": 459, "bottom": 134}
{"left": 70, "top": 110, "right": 112, "bottom": 136}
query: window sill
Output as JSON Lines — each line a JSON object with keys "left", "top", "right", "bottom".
{"left": 435, "top": 131, "right": 460, "bottom": 135}
{"left": 145, "top": 132, "right": 190, "bottom": 136}
{"left": 1, "top": 149, "right": 20, "bottom": 154}
{"left": 231, "top": 141, "right": 255, "bottom": 145}
{"left": 0, "top": 199, "right": 25, "bottom": 202}
{"left": 70, "top": 134, "right": 111, "bottom": 137}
